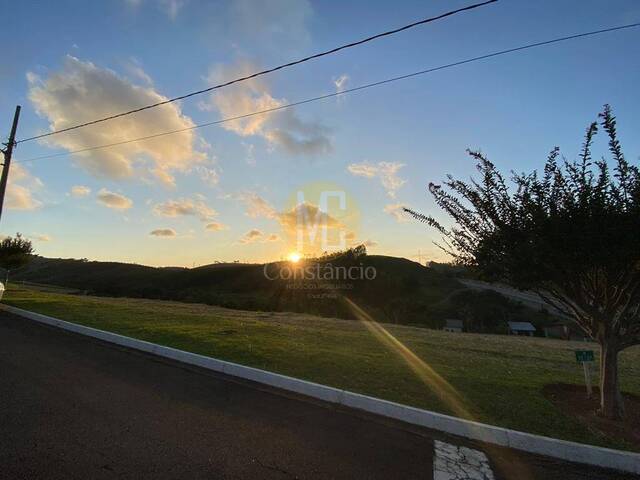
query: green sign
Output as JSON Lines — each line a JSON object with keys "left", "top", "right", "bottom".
{"left": 575, "top": 350, "right": 595, "bottom": 363}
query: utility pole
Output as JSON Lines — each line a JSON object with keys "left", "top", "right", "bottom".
{"left": 0, "top": 105, "right": 22, "bottom": 225}
{"left": 413, "top": 249, "right": 426, "bottom": 265}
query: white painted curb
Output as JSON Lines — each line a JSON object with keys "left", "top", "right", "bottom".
{"left": 3, "top": 304, "right": 639, "bottom": 474}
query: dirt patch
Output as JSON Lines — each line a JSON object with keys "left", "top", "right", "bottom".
{"left": 543, "top": 383, "right": 640, "bottom": 451}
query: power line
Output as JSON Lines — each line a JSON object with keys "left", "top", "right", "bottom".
{"left": 15, "top": 0, "right": 498, "bottom": 145}
{"left": 15, "top": 22, "right": 640, "bottom": 165}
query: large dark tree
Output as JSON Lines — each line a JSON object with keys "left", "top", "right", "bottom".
{"left": 0, "top": 233, "right": 33, "bottom": 284}
{"left": 406, "top": 106, "right": 639, "bottom": 420}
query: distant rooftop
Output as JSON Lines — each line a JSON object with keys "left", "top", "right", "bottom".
{"left": 445, "top": 319, "right": 464, "bottom": 329}
{"left": 508, "top": 321, "right": 536, "bottom": 331}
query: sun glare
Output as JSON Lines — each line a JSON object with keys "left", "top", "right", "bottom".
{"left": 287, "top": 252, "right": 301, "bottom": 263}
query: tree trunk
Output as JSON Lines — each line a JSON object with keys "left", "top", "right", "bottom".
{"left": 598, "top": 341, "right": 624, "bottom": 420}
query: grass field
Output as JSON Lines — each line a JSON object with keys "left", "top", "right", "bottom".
{"left": 4, "top": 285, "right": 639, "bottom": 451}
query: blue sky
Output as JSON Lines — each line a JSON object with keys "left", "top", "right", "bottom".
{"left": 1, "top": 0, "right": 639, "bottom": 267}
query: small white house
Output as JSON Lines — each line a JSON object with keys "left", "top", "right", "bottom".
{"left": 443, "top": 319, "right": 463, "bottom": 333}
{"left": 507, "top": 321, "right": 536, "bottom": 336}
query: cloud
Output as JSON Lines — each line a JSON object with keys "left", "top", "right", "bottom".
{"left": 343, "top": 232, "right": 376, "bottom": 248}
{"left": 124, "top": 0, "right": 186, "bottom": 20}
{"left": 153, "top": 196, "right": 216, "bottom": 221}
{"left": 242, "top": 142, "right": 256, "bottom": 166}
{"left": 348, "top": 161, "right": 406, "bottom": 198}
{"left": 263, "top": 117, "right": 332, "bottom": 156}
{"left": 238, "top": 229, "right": 279, "bottom": 244}
{"left": 195, "top": 166, "right": 220, "bottom": 186}
{"left": 235, "top": 192, "right": 348, "bottom": 252}
{"left": 347, "top": 163, "right": 377, "bottom": 178}
{"left": 124, "top": 57, "right": 153, "bottom": 85}
{"left": 276, "top": 202, "right": 342, "bottom": 233}
{"left": 205, "top": 221, "right": 227, "bottom": 231}
{"left": 334, "top": 74, "right": 349, "bottom": 94}
{"left": 238, "top": 193, "right": 343, "bottom": 232}
{"left": 27, "top": 56, "right": 206, "bottom": 185}
{"left": 203, "top": 60, "right": 332, "bottom": 156}
{"left": 6, "top": 164, "right": 43, "bottom": 210}
{"left": 6, "top": 185, "right": 41, "bottom": 210}
{"left": 150, "top": 228, "right": 177, "bottom": 237}
{"left": 70, "top": 185, "right": 91, "bottom": 197}
{"left": 238, "top": 193, "right": 341, "bottom": 231}
{"left": 97, "top": 189, "right": 133, "bottom": 210}
{"left": 384, "top": 203, "right": 409, "bottom": 223}
{"left": 31, "top": 234, "right": 52, "bottom": 242}
{"left": 160, "top": 0, "right": 185, "bottom": 19}
{"left": 239, "top": 192, "right": 277, "bottom": 219}
{"left": 239, "top": 228, "right": 263, "bottom": 244}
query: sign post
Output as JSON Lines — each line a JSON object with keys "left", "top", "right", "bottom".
{"left": 575, "top": 350, "right": 595, "bottom": 398}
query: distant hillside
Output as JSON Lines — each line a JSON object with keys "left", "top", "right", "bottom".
{"left": 13, "top": 253, "right": 559, "bottom": 330}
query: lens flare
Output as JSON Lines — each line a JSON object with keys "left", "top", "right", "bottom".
{"left": 342, "top": 296, "right": 534, "bottom": 480}
{"left": 287, "top": 252, "right": 301, "bottom": 263}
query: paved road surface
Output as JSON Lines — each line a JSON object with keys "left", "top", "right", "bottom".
{"left": 0, "top": 311, "right": 632, "bottom": 479}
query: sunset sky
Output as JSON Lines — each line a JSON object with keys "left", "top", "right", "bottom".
{"left": 1, "top": 0, "right": 639, "bottom": 267}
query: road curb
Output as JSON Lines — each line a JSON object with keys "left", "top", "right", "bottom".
{"left": 3, "top": 304, "right": 639, "bottom": 474}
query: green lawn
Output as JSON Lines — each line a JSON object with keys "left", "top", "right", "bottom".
{"left": 4, "top": 285, "right": 639, "bottom": 451}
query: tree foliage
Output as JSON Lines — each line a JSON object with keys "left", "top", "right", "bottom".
{"left": 0, "top": 233, "right": 34, "bottom": 273}
{"left": 406, "top": 105, "right": 639, "bottom": 419}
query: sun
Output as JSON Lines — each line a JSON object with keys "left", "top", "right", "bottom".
{"left": 287, "top": 252, "right": 301, "bottom": 263}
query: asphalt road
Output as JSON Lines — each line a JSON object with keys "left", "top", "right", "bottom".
{"left": 0, "top": 311, "right": 633, "bottom": 479}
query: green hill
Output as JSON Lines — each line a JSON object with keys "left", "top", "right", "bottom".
{"left": 12, "top": 252, "right": 559, "bottom": 330}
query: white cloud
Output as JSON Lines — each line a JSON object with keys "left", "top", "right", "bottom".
{"left": 203, "top": 60, "right": 332, "bottom": 156}
{"left": 160, "top": 0, "right": 186, "bottom": 20}
{"left": 237, "top": 193, "right": 341, "bottom": 232}
{"left": 333, "top": 74, "right": 349, "bottom": 94}
{"left": 195, "top": 166, "right": 220, "bottom": 186}
{"left": 28, "top": 56, "right": 206, "bottom": 185}
{"left": 34, "top": 234, "right": 52, "bottom": 242}
{"left": 153, "top": 196, "right": 216, "bottom": 221}
{"left": 238, "top": 230, "right": 279, "bottom": 244}
{"left": 205, "top": 221, "right": 227, "bottom": 231}
{"left": 343, "top": 231, "right": 377, "bottom": 248}
{"left": 384, "top": 203, "right": 409, "bottom": 223}
{"left": 347, "top": 163, "right": 377, "bottom": 178}
{"left": 124, "top": 0, "right": 186, "bottom": 20}
{"left": 276, "top": 202, "right": 342, "bottom": 233}
{"left": 97, "top": 189, "right": 133, "bottom": 210}
{"left": 6, "top": 164, "right": 43, "bottom": 210}
{"left": 6, "top": 185, "right": 41, "bottom": 210}
{"left": 242, "top": 142, "right": 256, "bottom": 166}
{"left": 239, "top": 192, "right": 277, "bottom": 219}
{"left": 239, "top": 228, "right": 263, "bottom": 244}
{"left": 124, "top": 57, "right": 153, "bottom": 85}
{"left": 235, "top": 192, "right": 347, "bottom": 252}
{"left": 70, "top": 185, "right": 91, "bottom": 197}
{"left": 150, "top": 228, "right": 177, "bottom": 237}
{"left": 348, "top": 161, "right": 406, "bottom": 198}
